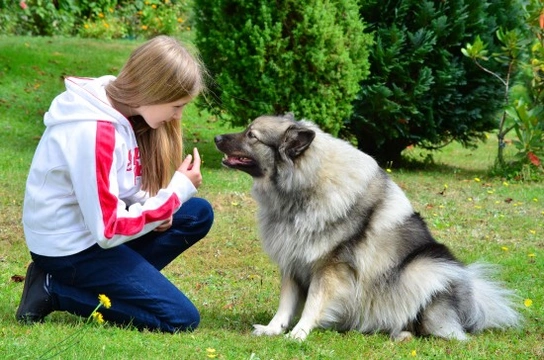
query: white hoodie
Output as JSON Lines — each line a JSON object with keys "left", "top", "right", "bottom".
{"left": 23, "top": 76, "right": 197, "bottom": 257}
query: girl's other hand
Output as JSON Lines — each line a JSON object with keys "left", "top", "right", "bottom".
{"left": 177, "top": 147, "right": 202, "bottom": 188}
{"left": 154, "top": 215, "right": 173, "bottom": 232}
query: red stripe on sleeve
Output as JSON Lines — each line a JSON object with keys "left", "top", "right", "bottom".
{"left": 95, "top": 121, "right": 181, "bottom": 240}
{"left": 95, "top": 121, "right": 119, "bottom": 239}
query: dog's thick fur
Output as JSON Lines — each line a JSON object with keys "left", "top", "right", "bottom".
{"left": 214, "top": 113, "right": 520, "bottom": 341}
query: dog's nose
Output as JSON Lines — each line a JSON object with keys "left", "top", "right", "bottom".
{"left": 214, "top": 135, "right": 223, "bottom": 145}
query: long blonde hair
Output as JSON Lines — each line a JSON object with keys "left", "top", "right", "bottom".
{"left": 106, "top": 36, "right": 205, "bottom": 195}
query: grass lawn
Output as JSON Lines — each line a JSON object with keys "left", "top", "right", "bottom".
{"left": 0, "top": 36, "right": 542, "bottom": 359}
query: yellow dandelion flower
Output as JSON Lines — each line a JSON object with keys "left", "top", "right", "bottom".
{"left": 467, "top": 197, "right": 473, "bottom": 202}
{"left": 529, "top": 230, "right": 536, "bottom": 235}
{"left": 533, "top": 198, "right": 538, "bottom": 202}
{"left": 501, "top": 246, "right": 509, "bottom": 251}
{"left": 141, "top": 25, "right": 148, "bottom": 30}
{"left": 503, "top": 181, "right": 509, "bottom": 186}
{"left": 98, "top": 294, "right": 112, "bottom": 309}
{"left": 411, "top": 349, "right": 417, "bottom": 357}
{"left": 103, "top": 22, "right": 109, "bottom": 28}
{"left": 528, "top": 253, "right": 536, "bottom": 257}
{"left": 524, "top": 299, "right": 533, "bottom": 307}
{"left": 474, "top": 177, "right": 481, "bottom": 182}
{"left": 386, "top": 168, "right": 392, "bottom": 173}
{"left": 152, "top": 4, "right": 157, "bottom": 8}
{"left": 92, "top": 311, "right": 105, "bottom": 324}
{"left": 84, "top": 24, "right": 89, "bottom": 29}
{"left": 177, "top": 17, "right": 183, "bottom": 23}
{"left": 109, "top": 7, "right": 114, "bottom": 13}
{"left": 206, "top": 348, "right": 217, "bottom": 358}
{"left": 444, "top": 184, "right": 448, "bottom": 189}
{"left": 98, "top": 12, "right": 104, "bottom": 18}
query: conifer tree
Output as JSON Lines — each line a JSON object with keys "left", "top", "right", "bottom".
{"left": 193, "top": 0, "right": 372, "bottom": 135}
{"left": 351, "top": 0, "right": 525, "bottom": 164}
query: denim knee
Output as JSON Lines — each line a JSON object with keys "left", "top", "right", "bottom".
{"left": 175, "top": 197, "right": 214, "bottom": 238}
{"left": 168, "top": 303, "right": 200, "bottom": 333}
{"left": 194, "top": 198, "right": 214, "bottom": 235}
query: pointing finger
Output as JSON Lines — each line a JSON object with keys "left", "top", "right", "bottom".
{"left": 192, "top": 148, "right": 201, "bottom": 170}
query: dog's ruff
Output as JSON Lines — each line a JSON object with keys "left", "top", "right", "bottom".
{"left": 215, "top": 113, "right": 521, "bottom": 341}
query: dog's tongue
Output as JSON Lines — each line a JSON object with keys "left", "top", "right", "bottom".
{"left": 225, "top": 156, "right": 253, "bottom": 166}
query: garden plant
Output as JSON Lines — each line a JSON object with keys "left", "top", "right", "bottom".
{"left": 349, "top": 0, "right": 526, "bottom": 164}
{"left": 462, "top": 0, "right": 544, "bottom": 181}
{"left": 193, "top": 0, "right": 373, "bottom": 135}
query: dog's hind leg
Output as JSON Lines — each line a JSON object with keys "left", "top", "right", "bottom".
{"left": 289, "top": 264, "right": 356, "bottom": 341}
{"left": 253, "top": 275, "right": 302, "bottom": 336}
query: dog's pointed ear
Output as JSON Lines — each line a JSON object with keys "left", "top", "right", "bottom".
{"left": 283, "top": 112, "right": 295, "bottom": 121}
{"left": 280, "top": 125, "right": 316, "bottom": 160}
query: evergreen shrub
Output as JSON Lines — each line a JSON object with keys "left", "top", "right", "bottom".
{"left": 350, "top": 0, "right": 526, "bottom": 164}
{"left": 193, "top": 0, "right": 372, "bottom": 135}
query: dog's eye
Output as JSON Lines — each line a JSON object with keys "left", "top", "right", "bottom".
{"left": 247, "top": 131, "right": 256, "bottom": 139}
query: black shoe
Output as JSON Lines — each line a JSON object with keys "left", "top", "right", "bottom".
{"left": 16, "top": 262, "right": 54, "bottom": 324}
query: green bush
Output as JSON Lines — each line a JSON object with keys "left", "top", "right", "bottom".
{"left": 193, "top": 0, "right": 372, "bottom": 135}
{"left": 349, "top": 0, "right": 526, "bottom": 164}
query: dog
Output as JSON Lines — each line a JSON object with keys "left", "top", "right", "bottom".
{"left": 214, "top": 113, "right": 520, "bottom": 341}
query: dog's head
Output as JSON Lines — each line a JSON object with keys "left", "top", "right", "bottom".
{"left": 214, "top": 113, "right": 316, "bottom": 177}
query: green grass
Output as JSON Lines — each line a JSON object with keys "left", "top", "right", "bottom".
{"left": 1, "top": 36, "right": 543, "bottom": 360}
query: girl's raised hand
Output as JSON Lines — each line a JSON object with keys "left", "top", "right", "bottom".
{"left": 177, "top": 147, "right": 202, "bottom": 188}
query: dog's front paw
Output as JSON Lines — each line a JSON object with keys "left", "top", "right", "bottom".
{"left": 287, "top": 326, "right": 309, "bottom": 341}
{"left": 253, "top": 324, "right": 284, "bottom": 336}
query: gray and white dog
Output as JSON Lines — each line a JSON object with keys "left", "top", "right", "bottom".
{"left": 214, "top": 113, "right": 520, "bottom": 341}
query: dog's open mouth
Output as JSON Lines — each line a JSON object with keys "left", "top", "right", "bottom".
{"left": 222, "top": 155, "right": 256, "bottom": 168}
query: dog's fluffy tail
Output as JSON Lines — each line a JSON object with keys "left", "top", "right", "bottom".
{"left": 464, "top": 263, "right": 521, "bottom": 332}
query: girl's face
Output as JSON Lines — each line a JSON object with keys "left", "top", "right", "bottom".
{"left": 136, "top": 95, "right": 193, "bottom": 129}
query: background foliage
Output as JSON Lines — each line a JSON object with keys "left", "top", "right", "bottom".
{"left": 462, "top": 0, "right": 544, "bottom": 180}
{"left": 349, "top": 0, "right": 526, "bottom": 165}
{"left": 0, "top": 0, "right": 194, "bottom": 39}
{"left": 193, "top": 0, "right": 373, "bottom": 135}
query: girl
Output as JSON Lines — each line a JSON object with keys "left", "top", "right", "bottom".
{"left": 16, "top": 36, "right": 213, "bottom": 333}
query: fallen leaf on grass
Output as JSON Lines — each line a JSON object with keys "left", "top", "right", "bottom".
{"left": 11, "top": 275, "right": 25, "bottom": 283}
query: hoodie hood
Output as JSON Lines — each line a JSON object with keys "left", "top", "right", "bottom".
{"left": 44, "top": 76, "right": 130, "bottom": 128}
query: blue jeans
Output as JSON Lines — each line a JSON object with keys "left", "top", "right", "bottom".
{"left": 30, "top": 197, "right": 214, "bottom": 333}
